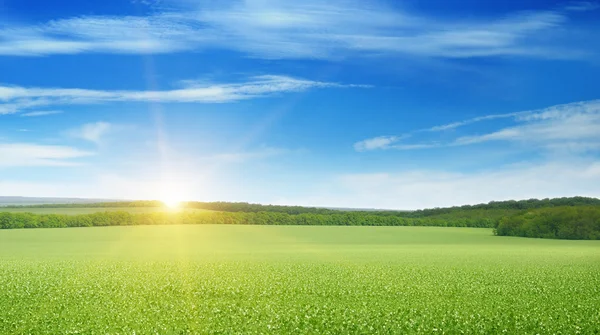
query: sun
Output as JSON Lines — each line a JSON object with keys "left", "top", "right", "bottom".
{"left": 162, "top": 198, "right": 181, "bottom": 209}
{"left": 157, "top": 180, "right": 188, "bottom": 210}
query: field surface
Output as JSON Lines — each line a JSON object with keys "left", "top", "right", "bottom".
{"left": 0, "top": 225, "right": 599, "bottom": 334}
{"left": 0, "top": 207, "right": 209, "bottom": 215}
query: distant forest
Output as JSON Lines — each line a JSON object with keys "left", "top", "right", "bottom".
{"left": 495, "top": 206, "right": 600, "bottom": 240}
{"left": 0, "top": 210, "right": 498, "bottom": 230}
{"left": 1, "top": 197, "right": 599, "bottom": 239}
{"left": 4, "top": 196, "right": 600, "bottom": 215}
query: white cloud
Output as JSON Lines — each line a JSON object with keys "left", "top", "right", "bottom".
{"left": 0, "top": 75, "right": 355, "bottom": 115}
{"left": 354, "top": 136, "right": 401, "bottom": 151}
{"left": 0, "top": 143, "right": 93, "bottom": 167}
{"left": 0, "top": 0, "right": 594, "bottom": 59}
{"left": 0, "top": 174, "right": 201, "bottom": 201}
{"left": 355, "top": 99, "right": 600, "bottom": 153}
{"left": 282, "top": 160, "right": 600, "bottom": 210}
{"left": 20, "top": 110, "right": 64, "bottom": 117}
{"left": 0, "top": 143, "right": 295, "bottom": 199}
{"left": 67, "top": 122, "right": 113, "bottom": 144}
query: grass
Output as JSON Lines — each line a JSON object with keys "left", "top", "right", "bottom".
{"left": 0, "top": 207, "right": 211, "bottom": 215}
{"left": 1, "top": 225, "right": 599, "bottom": 334}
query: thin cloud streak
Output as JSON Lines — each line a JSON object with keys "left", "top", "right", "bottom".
{"left": 20, "top": 110, "right": 64, "bottom": 117}
{"left": 0, "top": 75, "right": 359, "bottom": 115}
{"left": 0, "top": 143, "right": 93, "bottom": 167}
{"left": 427, "top": 112, "right": 523, "bottom": 132}
{"left": 355, "top": 99, "right": 600, "bottom": 152}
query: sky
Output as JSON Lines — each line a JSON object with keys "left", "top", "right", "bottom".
{"left": 1, "top": 0, "right": 600, "bottom": 209}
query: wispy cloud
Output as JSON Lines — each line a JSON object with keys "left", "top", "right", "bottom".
{"left": 565, "top": 1, "right": 600, "bottom": 11}
{"left": 20, "top": 110, "right": 64, "bottom": 117}
{"left": 272, "top": 160, "right": 600, "bottom": 209}
{"left": 0, "top": 0, "right": 596, "bottom": 59}
{"left": 354, "top": 136, "right": 403, "bottom": 152}
{"left": 355, "top": 99, "right": 600, "bottom": 153}
{"left": 209, "top": 146, "right": 291, "bottom": 163}
{"left": 332, "top": 160, "right": 600, "bottom": 209}
{"left": 0, "top": 143, "right": 93, "bottom": 167}
{"left": 0, "top": 99, "right": 56, "bottom": 115}
{"left": 427, "top": 112, "right": 523, "bottom": 132}
{"left": 67, "top": 122, "right": 113, "bottom": 144}
{"left": 0, "top": 75, "right": 356, "bottom": 115}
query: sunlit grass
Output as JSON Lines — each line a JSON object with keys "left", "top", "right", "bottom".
{"left": 0, "top": 226, "right": 599, "bottom": 334}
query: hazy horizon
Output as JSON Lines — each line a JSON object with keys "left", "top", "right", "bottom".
{"left": 2, "top": 195, "right": 599, "bottom": 213}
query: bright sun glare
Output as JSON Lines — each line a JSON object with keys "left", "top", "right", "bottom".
{"left": 162, "top": 199, "right": 181, "bottom": 209}
{"left": 160, "top": 189, "right": 184, "bottom": 209}
{"left": 158, "top": 181, "right": 187, "bottom": 210}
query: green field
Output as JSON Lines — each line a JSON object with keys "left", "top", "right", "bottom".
{"left": 1, "top": 226, "right": 599, "bottom": 334}
{"left": 0, "top": 207, "right": 210, "bottom": 215}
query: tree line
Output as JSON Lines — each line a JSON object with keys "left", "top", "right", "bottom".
{"left": 0, "top": 210, "right": 497, "bottom": 230}
{"left": 1, "top": 205, "right": 598, "bottom": 240}
{"left": 387, "top": 196, "right": 600, "bottom": 218}
{"left": 495, "top": 206, "right": 600, "bottom": 240}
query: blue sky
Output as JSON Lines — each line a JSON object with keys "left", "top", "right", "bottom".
{"left": 1, "top": 0, "right": 599, "bottom": 209}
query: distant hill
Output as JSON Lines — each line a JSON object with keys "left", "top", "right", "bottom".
{"left": 0, "top": 196, "right": 120, "bottom": 206}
